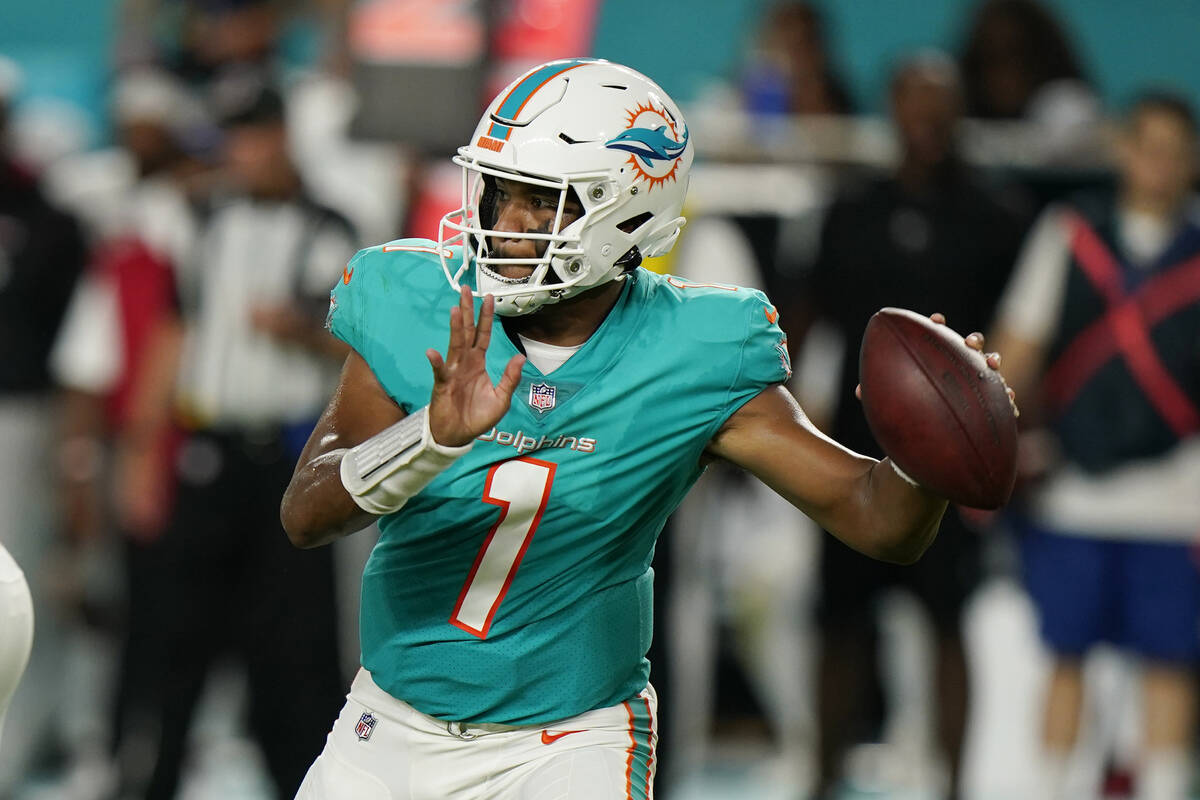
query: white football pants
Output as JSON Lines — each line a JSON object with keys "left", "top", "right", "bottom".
{"left": 297, "top": 669, "right": 657, "bottom": 799}
{"left": 0, "top": 544, "right": 34, "bottom": 753}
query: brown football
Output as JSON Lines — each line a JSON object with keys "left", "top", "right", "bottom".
{"left": 859, "top": 307, "right": 1018, "bottom": 509}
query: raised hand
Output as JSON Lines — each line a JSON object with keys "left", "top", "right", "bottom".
{"left": 426, "top": 285, "right": 527, "bottom": 447}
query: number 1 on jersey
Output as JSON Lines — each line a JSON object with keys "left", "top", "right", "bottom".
{"left": 450, "top": 457, "right": 557, "bottom": 639}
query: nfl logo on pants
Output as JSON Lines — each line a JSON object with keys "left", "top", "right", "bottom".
{"left": 529, "top": 382, "right": 556, "bottom": 413}
{"left": 355, "top": 711, "right": 377, "bottom": 741}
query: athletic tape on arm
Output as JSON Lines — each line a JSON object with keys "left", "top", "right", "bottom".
{"left": 340, "top": 407, "right": 473, "bottom": 514}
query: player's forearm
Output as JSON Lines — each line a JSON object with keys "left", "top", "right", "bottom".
{"left": 854, "top": 458, "right": 947, "bottom": 564}
{"left": 280, "top": 450, "right": 376, "bottom": 548}
{"left": 736, "top": 447, "right": 934, "bottom": 564}
{"left": 712, "top": 387, "right": 940, "bottom": 562}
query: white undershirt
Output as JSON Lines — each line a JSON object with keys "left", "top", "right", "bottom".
{"left": 1121, "top": 207, "right": 1174, "bottom": 265}
{"left": 517, "top": 335, "right": 582, "bottom": 375}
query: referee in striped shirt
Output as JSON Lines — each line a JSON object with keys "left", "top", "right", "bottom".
{"left": 120, "top": 79, "right": 355, "bottom": 799}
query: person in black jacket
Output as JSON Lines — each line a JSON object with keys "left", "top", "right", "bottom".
{"left": 112, "top": 79, "right": 353, "bottom": 799}
{"left": 794, "top": 52, "right": 1029, "bottom": 799}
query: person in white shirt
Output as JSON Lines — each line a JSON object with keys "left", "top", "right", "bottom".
{"left": 117, "top": 79, "right": 355, "bottom": 800}
{"left": 990, "top": 92, "right": 1200, "bottom": 800}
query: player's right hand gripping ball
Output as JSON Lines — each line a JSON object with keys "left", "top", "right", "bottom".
{"left": 859, "top": 307, "right": 1018, "bottom": 509}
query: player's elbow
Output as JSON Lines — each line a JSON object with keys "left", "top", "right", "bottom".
{"left": 280, "top": 507, "right": 310, "bottom": 549}
{"left": 280, "top": 492, "right": 323, "bottom": 549}
{"left": 829, "top": 520, "right": 933, "bottom": 565}
{"left": 281, "top": 481, "right": 370, "bottom": 549}
{"left": 871, "top": 520, "right": 939, "bottom": 565}
{"left": 874, "top": 538, "right": 928, "bottom": 565}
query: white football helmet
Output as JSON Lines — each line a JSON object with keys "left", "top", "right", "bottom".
{"left": 439, "top": 58, "right": 693, "bottom": 315}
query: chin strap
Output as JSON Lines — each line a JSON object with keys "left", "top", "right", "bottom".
{"left": 615, "top": 246, "right": 642, "bottom": 271}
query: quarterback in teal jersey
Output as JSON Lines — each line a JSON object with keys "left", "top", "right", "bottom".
{"left": 282, "top": 59, "right": 1004, "bottom": 799}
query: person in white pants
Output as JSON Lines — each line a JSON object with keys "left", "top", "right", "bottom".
{"left": 0, "top": 544, "right": 35, "bottom": 752}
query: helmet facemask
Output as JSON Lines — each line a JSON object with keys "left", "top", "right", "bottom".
{"left": 440, "top": 157, "right": 624, "bottom": 316}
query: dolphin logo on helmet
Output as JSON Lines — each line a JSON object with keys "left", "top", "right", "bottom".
{"left": 604, "top": 125, "right": 690, "bottom": 168}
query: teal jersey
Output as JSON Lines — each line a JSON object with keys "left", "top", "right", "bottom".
{"left": 327, "top": 239, "right": 791, "bottom": 725}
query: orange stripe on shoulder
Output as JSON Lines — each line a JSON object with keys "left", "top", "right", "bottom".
{"left": 382, "top": 245, "right": 438, "bottom": 254}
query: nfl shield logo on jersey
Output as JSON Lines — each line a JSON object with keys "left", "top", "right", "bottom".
{"left": 355, "top": 711, "right": 377, "bottom": 741}
{"left": 528, "top": 382, "right": 556, "bottom": 413}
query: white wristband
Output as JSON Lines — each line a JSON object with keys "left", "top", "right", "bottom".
{"left": 887, "top": 459, "right": 920, "bottom": 488}
{"left": 340, "top": 407, "right": 473, "bottom": 515}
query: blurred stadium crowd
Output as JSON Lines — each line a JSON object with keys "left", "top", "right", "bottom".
{"left": 0, "top": 1, "right": 1198, "bottom": 799}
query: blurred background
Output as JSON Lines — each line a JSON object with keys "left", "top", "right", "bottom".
{"left": 1, "top": 0, "right": 1199, "bottom": 799}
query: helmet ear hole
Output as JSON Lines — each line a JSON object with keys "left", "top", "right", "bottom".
{"left": 617, "top": 212, "right": 653, "bottom": 233}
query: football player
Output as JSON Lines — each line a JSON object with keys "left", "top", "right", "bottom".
{"left": 0, "top": 544, "right": 34, "bottom": 754}
{"left": 281, "top": 58, "right": 1003, "bottom": 799}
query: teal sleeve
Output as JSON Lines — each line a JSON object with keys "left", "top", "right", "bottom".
{"left": 322, "top": 241, "right": 454, "bottom": 413}
{"left": 325, "top": 249, "right": 369, "bottom": 356}
{"left": 725, "top": 289, "right": 793, "bottom": 412}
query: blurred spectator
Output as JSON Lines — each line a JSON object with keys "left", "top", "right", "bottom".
{"left": 742, "top": 1, "right": 854, "bottom": 116}
{"left": 665, "top": 218, "right": 817, "bottom": 795}
{"left": 990, "top": 91, "right": 1200, "bottom": 800}
{"left": 791, "top": 51, "right": 1029, "bottom": 799}
{"left": 48, "top": 67, "right": 204, "bottom": 796}
{"left": 165, "top": 0, "right": 285, "bottom": 87}
{"left": 0, "top": 55, "right": 89, "bottom": 792}
{"left": 960, "top": 0, "right": 1090, "bottom": 119}
{"left": 959, "top": 0, "right": 1101, "bottom": 158}
{"left": 112, "top": 78, "right": 351, "bottom": 799}
{"left": 116, "top": 0, "right": 291, "bottom": 129}
{"left": 287, "top": 70, "right": 407, "bottom": 246}
{"left": 44, "top": 67, "right": 210, "bottom": 245}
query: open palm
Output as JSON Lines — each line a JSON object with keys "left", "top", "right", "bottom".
{"left": 426, "top": 285, "right": 526, "bottom": 447}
